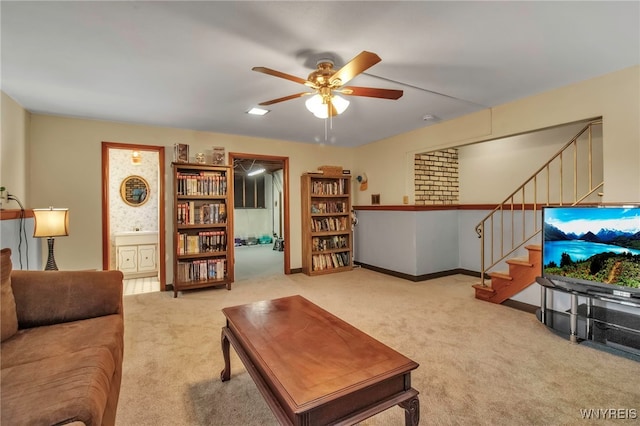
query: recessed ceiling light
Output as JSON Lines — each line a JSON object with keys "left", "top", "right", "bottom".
{"left": 422, "top": 114, "right": 439, "bottom": 121}
{"left": 247, "top": 107, "right": 269, "bottom": 116}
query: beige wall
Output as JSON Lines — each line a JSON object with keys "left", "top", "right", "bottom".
{"left": 352, "top": 65, "right": 640, "bottom": 205}
{"left": 27, "top": 115, "right": 355, "bottom": 272}
{"left": 3, "top": 65, "right": 639, "bottom": 272}
{"left": 1, "top": 92, "right": 30, "bottom": 206}
{"left": 458, "top": 121, "right": 595, "bottom": 204}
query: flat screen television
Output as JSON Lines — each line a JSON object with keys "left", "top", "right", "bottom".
{"left": 541, "top": 205, "right": 640, "bottom": 298}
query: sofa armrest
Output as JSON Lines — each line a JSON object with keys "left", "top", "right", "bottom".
{"left": 10, "top": 270, "right": 124, "bottom": 328}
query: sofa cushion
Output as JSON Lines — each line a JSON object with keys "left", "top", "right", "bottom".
{"left": 1, "top": 315, "right": 123, "bottom": 370}
{"left": 1, "top": 248, "right": 18, "bottom": 342}
{"left": 11, "top": 270, "right": 123, "bottom": 328}
{"left": 1, "top": 346, "right": 115, "bottom": 426}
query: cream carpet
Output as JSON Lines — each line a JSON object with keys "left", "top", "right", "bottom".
{"left": 117, "top": 269, "right": 640, "bottom": 425}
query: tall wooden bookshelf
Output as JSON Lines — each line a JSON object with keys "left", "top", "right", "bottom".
{"left": 301, "top": 172, "right": 353, "bottom": 275}
{"left": 172, "top": 162, "right": 234, "bottom": 297}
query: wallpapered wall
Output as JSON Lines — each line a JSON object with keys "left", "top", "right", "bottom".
{"left": 108, "top": 148, "right": 159, "bottom": 269}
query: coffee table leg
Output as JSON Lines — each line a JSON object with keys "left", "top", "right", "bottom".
{"left": 399, "top": 396, "right": 419, "bottom": 426}
{"left": 220, "top": 327, "right": 231, "bottom": 382}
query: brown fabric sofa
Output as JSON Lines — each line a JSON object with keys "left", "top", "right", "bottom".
{"left": 1, "top": 248, "right": 125, "bottom": 426}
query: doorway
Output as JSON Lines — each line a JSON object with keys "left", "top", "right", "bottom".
{"left": 101, "top": 142, "right": 166, "bottom": 293}
{"left": 229, "top": 152, "right": 290, "bottom": 279}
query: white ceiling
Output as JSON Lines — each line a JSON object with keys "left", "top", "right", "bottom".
{"left": 2, "top": 1, "right": 638, "bottom": 147}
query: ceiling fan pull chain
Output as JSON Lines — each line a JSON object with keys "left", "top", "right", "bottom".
{"left": 324, "top": 115, "right": 328, "bottom": 142}
{"left": 327, "top": 101, "right": 333, "bottom": 130}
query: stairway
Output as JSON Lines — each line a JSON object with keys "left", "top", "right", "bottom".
{"left": 473, "top": 245, "right": 541, "bottom": 303}
{"left": 472, "top": 120, "right": 603, "bottom": 305}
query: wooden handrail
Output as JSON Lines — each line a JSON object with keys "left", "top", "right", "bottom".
{"left": 475, "top": 120, "right": 604, "bottom": 286}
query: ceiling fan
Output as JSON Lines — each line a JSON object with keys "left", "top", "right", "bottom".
{"left": 252, "top": 51, "right": 403, "bottom": 118}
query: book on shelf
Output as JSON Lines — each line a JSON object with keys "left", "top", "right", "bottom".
{"left": 177, "top": 234, "right": 184, "bottom": 255}
{"left": 201, "top": 204, "right": 211, "bottom": 224}
{"left": 189, "top": 201, "right": 195, "bottom": 224}
{"left": 187, "top": 235, "right": 199, "bottom": 254}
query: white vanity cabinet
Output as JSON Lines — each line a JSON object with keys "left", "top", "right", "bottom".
{"left": 115, "top": 231, "right": 158, "bottom": 277}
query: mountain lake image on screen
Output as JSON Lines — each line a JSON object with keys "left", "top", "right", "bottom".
{"left": 542, "top": 205, "right": 640, "bottom": 297}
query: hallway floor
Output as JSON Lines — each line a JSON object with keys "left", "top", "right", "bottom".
{"left": 123, "top": 243, "right": 284, "bottom": 295}
{"left": 123, "top": 276, "right": 160, "bottom": 295}
{"left": 234, "top": 243, "right": 284, "bottom": 281}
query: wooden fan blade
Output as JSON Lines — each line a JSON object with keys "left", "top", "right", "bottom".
{"left": 258, "top": 92, "right": 310, "bottom": 106}
{"left": 339, "top": 86, "right": 403, "bottom": 100}
{"left": 252, "top": 66, "right": 310, "bottom": 86}
{"left": 329, "top": 51, "right": 381, "bottom": 86}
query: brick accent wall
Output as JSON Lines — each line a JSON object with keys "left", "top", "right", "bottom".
{"left": 414, "top": 149, "right": 459, "bottom": 205}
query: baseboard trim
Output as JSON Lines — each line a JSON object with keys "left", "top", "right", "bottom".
{"left": 355, "top": 262, "right": 537, "bottom": 314}
{"left": 354, "top": 262, "right": 480, "bottom": 282}
{"left": 502, "top": 299, "right": 538, "bottom": 314}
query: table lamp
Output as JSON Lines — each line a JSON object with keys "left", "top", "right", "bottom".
{"left": 33, "top": 207, "right": 69, "bottom": 270}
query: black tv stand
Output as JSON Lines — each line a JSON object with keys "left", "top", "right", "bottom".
{"left": 536, "top": 277, "right": 640, "bottom": 357}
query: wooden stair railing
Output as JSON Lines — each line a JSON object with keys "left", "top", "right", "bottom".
{"left": 473, "top": 120, "right": 604, "bottom": 303}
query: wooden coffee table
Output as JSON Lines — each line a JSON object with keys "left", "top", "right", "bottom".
{"left": 220, "top": 295, "right": 420, "bottom": 425}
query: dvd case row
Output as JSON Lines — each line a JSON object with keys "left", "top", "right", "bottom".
{"left": 311, "top": 252, "right": 350, "bottom": 271}
{"left": 177, "top": 201, "right": 226, "bottom": 225}
{"left": 176, "top": 258, "right": 226, "bottom": 282}
{"left": 311, "top": 179, "right": 346, "bottom": 195}
{"left": 177, "top": 231, "right": 227, "bottom": 255}
{"left": 176, "top": 171, "right": 227, "bottom": 196}
{"left": 312, "top": 235, "right": 349, "bottom": 252}
{"left": 311, "top": 216, "right": 349, "bottom": 232}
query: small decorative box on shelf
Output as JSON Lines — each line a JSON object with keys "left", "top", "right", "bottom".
{"left": 317, "top": 165, "right": 344, "bottom": 177}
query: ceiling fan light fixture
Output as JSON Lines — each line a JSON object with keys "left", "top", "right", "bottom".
{"left": 332, "top": 94, "right": 350, "bottom": 114}
{"left": 305, "top": 94, "right": 325, "bottom": 117}
{"left": 253, "top": 51, "right": 399, "bottom": 121}
{"left": 305, "top": 93, "right": 350, "bottom": 119}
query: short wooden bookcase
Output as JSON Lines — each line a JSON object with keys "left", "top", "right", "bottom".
{"left": 301, "top": 172, "right": 353, "bottom": 276}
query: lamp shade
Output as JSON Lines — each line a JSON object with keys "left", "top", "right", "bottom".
{"left": 33, "top": 208, "right": 69, "bottom": 238}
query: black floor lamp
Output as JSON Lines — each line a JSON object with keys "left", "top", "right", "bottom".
{"left": 33, "top": 207, "right": 69, "bottom": 271}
